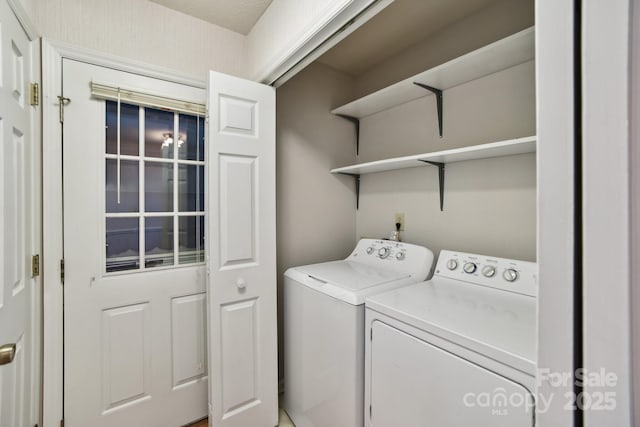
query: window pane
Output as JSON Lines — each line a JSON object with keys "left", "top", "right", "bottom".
{"left": 145, "top": 162, "right": 173, "bottom": 212}
{"left": 178, "top": 114, "right": 205, "bottom": 161}
{"left": 179, "top": 216, "right": 204, "bottom": 264}
{"left": 106, "top": 159, "right": 139, "bottom": 213}
{"left": 178, "top": 165, "right": 204, "bottom": 212}
{"left": 106, "top": 217, "right": 140, "bottom": 272}
{"left": 145, "top": 216, "right": 174, "bottom": 268}
{"left": 106, "top": 101, "right": 139, "bottom": 156}
{"left": 145, "top": 108, "right": 174, "bottom": 159}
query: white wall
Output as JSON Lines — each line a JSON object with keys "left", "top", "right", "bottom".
{"left": 356, "top": 62, "right": 536, "bottom": 262}
{"left": 20, "top": 0, "right": 247, "bottom": 80}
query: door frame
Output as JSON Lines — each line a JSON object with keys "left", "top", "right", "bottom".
{"left": 535, "top": 1, "right": 577, "bottom": 425}
{"left": 41, "top": 40, "right": 206, "bottom": 427}
{"left": 581, "top": 1, "right": 634, "bottom": 425}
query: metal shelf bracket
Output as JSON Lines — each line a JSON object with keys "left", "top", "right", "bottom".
{"left": 419, "top": 160, "right": 445, "bottom": 211}
{"left": 336, "top": 114, "right": 360, "bottom": 155}
{"left": 338, "top": 172, "right": 361, "bottom": 210}
{"left": 413, "top": 82, "right": 443, "bottom": 137}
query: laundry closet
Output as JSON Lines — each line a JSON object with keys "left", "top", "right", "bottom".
{"left": 277, "top": 0, "right": 536, "bottom": 364}
{"left": 277, "top": 0, "right": 535, "bottom": 275}
{"left": 276, "top": 1, "right": 537, "bottom": 425}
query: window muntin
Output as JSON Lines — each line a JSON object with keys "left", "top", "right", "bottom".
{"left": 104, "top": 101, "right": 205, "bottom": 273}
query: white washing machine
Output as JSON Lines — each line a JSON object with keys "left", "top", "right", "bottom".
{"left": 284, "top": 239, "right": 435, "bottom": 427}
{"left": 364, "top": 250, "right": 537, "bottom": 427}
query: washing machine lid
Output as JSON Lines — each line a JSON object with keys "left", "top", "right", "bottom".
{"left": 288, "top": 260, "right": 411, "bottom": 305}
{"left": 366, "top": 278, "right": 537, "bottom": 375}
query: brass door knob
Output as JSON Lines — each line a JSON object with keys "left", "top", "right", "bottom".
{"left": 0, "top": 343, "right": 16, "bottom": 366}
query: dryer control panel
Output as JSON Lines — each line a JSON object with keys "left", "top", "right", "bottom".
{"left": 434, "top": 250, "right": 537, "bottom": 297}
{"left": 347, "top": 239, "right": 434, "bottom": 283}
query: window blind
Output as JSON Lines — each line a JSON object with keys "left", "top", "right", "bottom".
{"left": 92, "top": 81, "right": 205, "bottom": 204}
{"left": 90, "top": 82, "right": 206, "bottom": 116}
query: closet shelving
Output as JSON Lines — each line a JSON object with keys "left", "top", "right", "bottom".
{"left": 330, "top": 26, "right": 536, "bottom": 211}
{"left": 332, "top": 136, "right": 536, "bottom": 211}
{"left": 331, "top": 26, "right": 535, "bottom": 149}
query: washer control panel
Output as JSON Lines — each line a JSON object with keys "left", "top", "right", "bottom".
{"left": 358, "top": 240, "right": 412, "bottom": 262}
{"left": 435, "top": 250, "right": 537, "bottom": 297}
{"left": 347, "top": 239, "right": 434, "bottom": 283}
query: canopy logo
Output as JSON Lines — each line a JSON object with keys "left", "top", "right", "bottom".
{"left": 462, "top": 368, "right": 617, "bottom": 416}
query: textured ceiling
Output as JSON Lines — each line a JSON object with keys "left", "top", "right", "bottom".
{"left": 149, "top": 0, "right": 273, "bottom": 34}
{"left": 317, "top": 0, "right": 500, "bottom": 76}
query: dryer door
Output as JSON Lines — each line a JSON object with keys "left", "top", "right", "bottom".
{"left": 370, "top": 321, "right": 534, "bottom": 427}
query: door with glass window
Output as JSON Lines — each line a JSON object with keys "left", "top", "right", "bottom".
{"left": 62, "top": 59, "right": 208, "bottom": 426}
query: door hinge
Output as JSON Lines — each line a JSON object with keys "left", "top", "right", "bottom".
{"left": 31, "top": 254, "right": 40, "bottom": 277}
{"left": 370, "top": 404, "right": 372, "bottom": 418}
{"left": 60, "top": 419, "right": 64, "bottom": 427}
{"left": 60, "top": 259, "right": 65, "bottom": 283}
{"left": 370, "top": 328, "right": 373, "bottom": 340}
{"left": 29, "top": 82, "right": 39, "bottom": 106}
{"left": 57, "top": 96, "right": 70, "bottom": 123}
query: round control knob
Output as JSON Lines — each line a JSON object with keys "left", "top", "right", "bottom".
{"left": 446, "top": 259, "right": 458, "bottom": 270}
{"left": 395, "top": 252, "right": 405, "bottom": 260}
{"left": 482, "top": 265, "right": 496, "bottom": 278}
{"left": 366, "top": 246, "right": 375, "bottom": 255}
{"left": 463, "top": 262, "right": 477, "bottom": 274}
{"left": 503, "top": 268, "right": 519, "bottom": 282}
{"left": 377, "top": 247, "right": 390, "bottom": 259}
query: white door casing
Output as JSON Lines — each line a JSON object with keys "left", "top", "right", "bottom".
{"left": 207, "top": 71, "right": 278, "bottom": 427}
{"left": 536, "top": 1, "right": 576, "bottom": 425}
{"left": 0, "top": 0, "right": 40, "bottom": 426}
{"left": 62, "top": 59, "right": 208, "bottom": 426}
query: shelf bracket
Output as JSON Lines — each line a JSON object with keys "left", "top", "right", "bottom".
{"left": 338, "top": 172, "right": 361, "bottom": 210}
{"left": 336, "top": 114, "right": 360, "bottom": 156}
{"left": 413, "top": 82, "right": 443, "bottom": 138}
{"left": 419, "top": 160, "right": 445, "bottom": 211}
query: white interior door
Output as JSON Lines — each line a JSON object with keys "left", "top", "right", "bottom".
{"left": 0, "top": 1, "right": 39, "bottom": 426}
{"left": 207, "top": 71, "right": 278, "bottom": 427}
{"left": 62, "top": 59, "right": 208, "bottom": 426}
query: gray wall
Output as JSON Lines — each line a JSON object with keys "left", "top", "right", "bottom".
{"left": 356, "top": 62, "right": 537, "bottom": 262}
{"left": 275, "top": 0, "right": 536, "bottom": 383}
{"left": 276, "top": 62, "right": 357, "bottom": 378}
{"left": 354, "top": 0, "right": 534, "bottom": 98}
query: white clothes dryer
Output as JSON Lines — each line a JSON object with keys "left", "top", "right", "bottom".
{"left": 364, "top": 250, "right": 538, "bottom": 427}
{"left": 284, "top": 239, "right": 435, "bottom": 427}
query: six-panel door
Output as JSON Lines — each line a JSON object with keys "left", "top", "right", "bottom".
{"left": 207, "top": 71, "right": 278, "bottom": 427}
{"left": 0, "top": 1, "right": 38, "bottom": 426}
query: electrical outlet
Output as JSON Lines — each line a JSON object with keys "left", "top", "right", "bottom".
{"left": 394, "top": 213, "right": 405, "bottom": 231}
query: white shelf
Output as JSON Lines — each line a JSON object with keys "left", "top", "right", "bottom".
{"left": 331, "top": 136, "right": 536, "bottom": 175}
{"left": 332, "top": 136, "right": 535, "bottom": 211}
{"left": 331, "top": 27, "right": 535, "bottom": 119}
